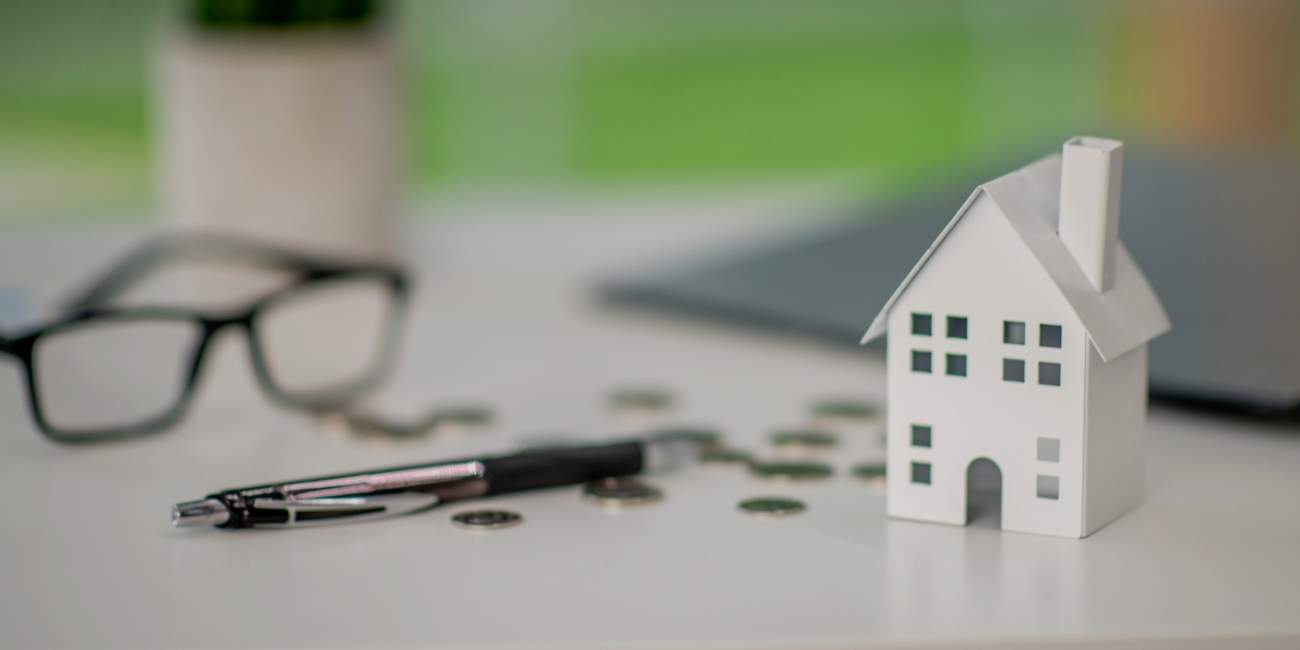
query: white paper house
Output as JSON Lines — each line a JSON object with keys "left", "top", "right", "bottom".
{"left": 861, "top": 137, "right": 1170, "bottom": 538}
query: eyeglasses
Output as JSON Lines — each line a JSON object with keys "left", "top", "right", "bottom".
{"left": 0, "top": 235, "right": 410, "bottom": 444}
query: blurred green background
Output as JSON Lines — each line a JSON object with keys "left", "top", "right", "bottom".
{"left": 0, "top": 1, "right": 1150, "bottom": 224}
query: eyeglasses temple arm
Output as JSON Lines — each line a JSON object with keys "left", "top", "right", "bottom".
{"left": 62, "top": 237, "right": 170, "bottom": 310}
{"left": 61, "top": 234, "right": 345, "bottom": 310}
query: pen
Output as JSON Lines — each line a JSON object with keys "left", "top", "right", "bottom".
{"left": 172, "top": 438, "right": 687, "bottom": 529}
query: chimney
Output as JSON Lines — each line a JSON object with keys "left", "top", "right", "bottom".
{"left": 1058, "top": 136, "right": 1123, "bottom": 292}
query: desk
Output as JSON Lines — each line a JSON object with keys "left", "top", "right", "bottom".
{"left": 2, "top": 200, "right": 1299, "bottom": 649}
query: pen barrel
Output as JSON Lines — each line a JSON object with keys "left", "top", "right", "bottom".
{"left": 482, "top": 441, "right": 643, "bottom": 495}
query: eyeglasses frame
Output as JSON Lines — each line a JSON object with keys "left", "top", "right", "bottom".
{"left": 0, "top": 235, "right": 410, "bottom": 444}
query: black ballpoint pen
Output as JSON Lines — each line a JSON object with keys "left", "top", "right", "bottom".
{"left": 172, "top": 438, "right": 688, "bottom": 529}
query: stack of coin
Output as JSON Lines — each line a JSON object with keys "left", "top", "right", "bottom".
{"left": 429, "top": 405, "right": 495, "bottom": 433}
{"left": 809, "top": 398, "right": 881, "bottom": 426}
{"left": 583, "top": 477, "right": 664, "bottom": 508}
{"left": 769, "top": 427, "right": 838, "bottom": 456}
{"left": 738, "top": 496, "right": 806, "bottom": 517}
{"left": 450, "top": 509, "right": 523, "bottom": 530}
{"left": 698, "top": 448, "right": 752, "bottom": 467}
{"left": 609, "top": 386, "right": 674, "bottom": 414}
{"left": 649, "top": 425, "right": 724, "bottom": 452}
{"left": 850, "top": 462, "right": 887, "bottom": 488}
{"left": 312, "top": 402, "right": 495, "bottom": 440}
{"left": 750, "top": 460, "right": 834, "bottom": 482}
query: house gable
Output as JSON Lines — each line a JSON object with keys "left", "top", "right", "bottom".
{"left": 862, "top": 154, "right": 1170, "bottom": 362}
{"left": 887, "top": 192, "right": 1079, "bottom": 348}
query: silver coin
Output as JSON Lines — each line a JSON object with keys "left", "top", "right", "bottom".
{"left": 809, "top": 399, "right": 881, "bottom": 422}
{"left": 851, "top": 462, "right": 887, "bottom": 487}
{"left": 609, "top": 387, "right": 674, "bottom": 412}
{"left": 311, "top": 402, "right": 495, "bottom": 440}
{"left": 583, "top": 477, "right": 663, "bottom": 507}
{"left": 770, "top": 428, "right": 838, "bottom": 450}
{"left": 431, "top": 405, "right": 495, "bottom": 430}
{"left": 750, "top": 460, "right": 834, "bottom": 482}
{"left": 738, "top": 496, "right": 806, "bottom": 517}
{"left": 698, "top": 448, "right": 752, "bottom": 466}
{"left": 450, "top": 509, "right": 523, "bottom": 530}
{"left": 345, "top": 412, "right": 427, "bottom": 438}
{"left": 650, "top": 425, "right": 724, "bottom": 451}
{"left": 359, "top": 404, "right": 496, "bottom": 438}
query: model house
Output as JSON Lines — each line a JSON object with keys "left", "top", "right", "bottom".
{"left": 860, "top": 137, "right": 1170, "bottom": 538}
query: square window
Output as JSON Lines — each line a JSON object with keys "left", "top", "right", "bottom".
{"left": 945, "top": 353, "right": 967, "bottom": 377}
{"left": 1004, "top": 320, "right": 1026, "bottom": 345}
{"left": 911, "top": 313, "right": 932, "bottom": 336}
{"left": 911, "top": 350, "right": 932, "bottom": 373}
{"left": 946, "top": 316, "right": 968, "bottom": 339}
{"left": 1036, "top": 474, "right": 1060, "bottom": 500}
{"left": 1039, "top": 362, "right": 1062, "bottom": 386}
{"left": 1040, "top": 324, "right": 1063, "bottom": 348}
{"left": 1037, "top": 437, "right": 1060, "bottom": 462}
{"left": 911, "top": 424, "right": 932, "bottom": 448}
{"left": 911, "top": 462, "right": 932, "bottom": 485}
{"left": 1003, "top": 358, "right": 1025, "bottom": 382}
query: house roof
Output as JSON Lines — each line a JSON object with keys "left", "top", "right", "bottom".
{"left": 861, "top": 153, "right": 1170, "bottom": 362}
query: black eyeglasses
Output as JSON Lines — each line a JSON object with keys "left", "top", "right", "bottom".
{"left": 0, "top": 234, "right": 410, "bottom": 444}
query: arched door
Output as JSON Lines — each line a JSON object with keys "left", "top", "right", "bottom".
{"left": 966, "top": 457, "right": 1003, "bottom": 529}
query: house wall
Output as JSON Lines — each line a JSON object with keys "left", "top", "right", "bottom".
{"left": 885, "top": 192, "right": 1089, "bottom": 538}
{"left": 1082, "top": 344, "right": 1147, "bottom": 535}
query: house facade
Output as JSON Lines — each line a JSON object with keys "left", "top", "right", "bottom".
{"left": 862, "top": 138, "right": 1169, "bottom": 538}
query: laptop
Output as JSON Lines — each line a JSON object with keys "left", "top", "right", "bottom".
{"left": 603, "top": 145, "right": 1300, "bottom": 417}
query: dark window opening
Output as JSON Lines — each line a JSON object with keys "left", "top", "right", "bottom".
{"left": 911, "top": 462, "right": 932, "bottom": 485}
{"left": 1039, "top": 362, "right": 1062, "bottom": 386}
{"left": 912, "top": 350, "right": 932, "bottom": 373}
{"left": 946, "top": 353, "right": 967, "bottom": 377}
{"left": 947, "top": 316, "right": 968, "bottom": 339}
{"left": 1004, "top": 320, "right": 1026, "bottom": 345}
{"left": 911, "top": 313, "right": 932, "bottom": 336}
{"left": 1040, "top": 324, "right": 1063, "bottom": 348}
{"left": 911, "top": 424, "right": 932, "bottom": 448}
{"left": 1003, "top": 358, "right": 1025, "bottom": 382}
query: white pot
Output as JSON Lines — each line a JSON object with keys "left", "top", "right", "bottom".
{"left": 158, "top": 23, "right": 398, "bottom": 260}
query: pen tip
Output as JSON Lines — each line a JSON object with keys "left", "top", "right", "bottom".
{"left": 172, "top": 498, "right": 230, "bottom": 528}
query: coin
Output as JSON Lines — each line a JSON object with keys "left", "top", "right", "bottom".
{"left": 432, "top": 405, "right": 494, "bottom": 430}
{"left": 583, "top": 477, "right": 664, "bottom": 507}
{"left": 738, "top": 496, "right": 806, "bottom": 517}
{"left": 345, "top": 412, "right": 426, "bottom": 438}
{"left": 316, "top": 402, "right": 496, "bottom": 439}
{"left": 810, "top": 399, "right": 881, "bottom": 421}
{"left": 770, "top": 428, "right": 838, "bottom": 450}
{"left": 698, "top": 448, "right": 752, "bottom": 466}
{"left": 649, "top": 426, "right": 723, "bottom": 451}
{"left": 851, "top": 462, "right": 887, "bottom": 487}
{"left": 609, "top": 387, "right": 673, "bottom": 412}
{"left": 750, "top": 460, "right": 834, "bottom": 482}
{"left": 450, "top": 509, "right": 523, "bottom": 530}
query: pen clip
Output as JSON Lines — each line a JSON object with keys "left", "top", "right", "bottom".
{"left": 252, "top": 492, "right": 440, "bottom": 528}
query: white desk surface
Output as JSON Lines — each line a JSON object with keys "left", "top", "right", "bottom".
{"left": 2, "top": 198, "right": 1299, "bottom": 649}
